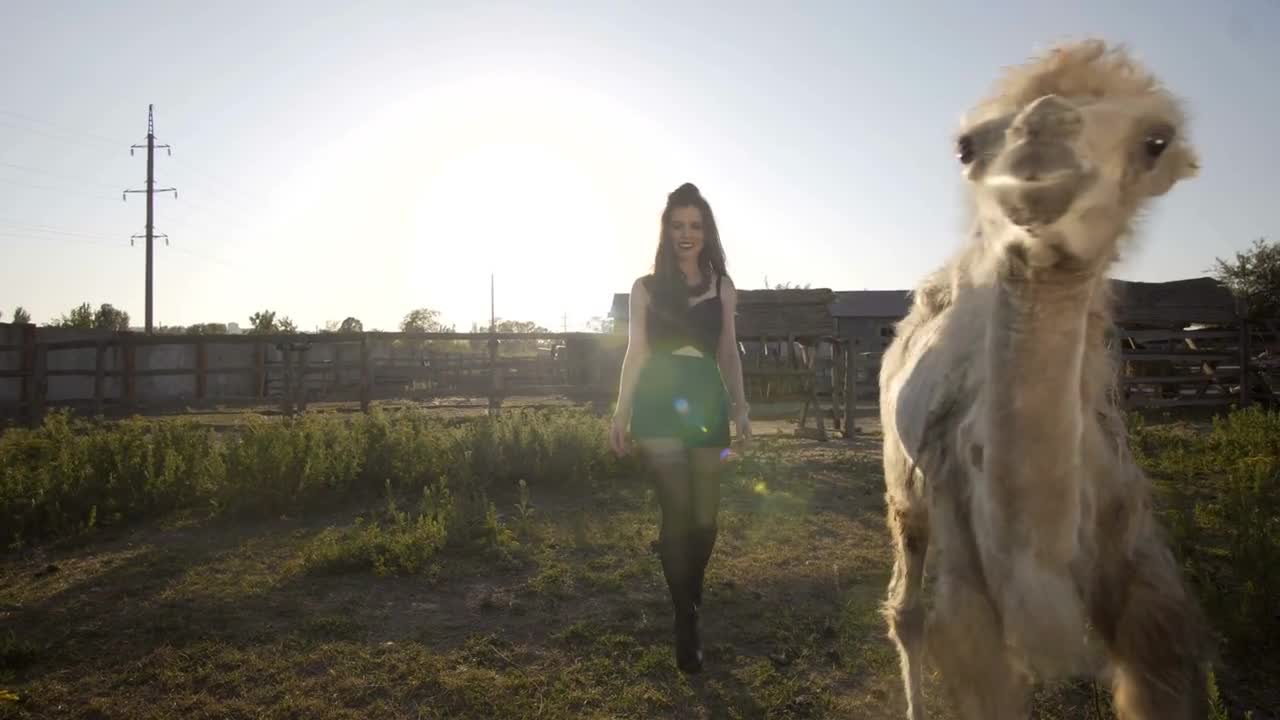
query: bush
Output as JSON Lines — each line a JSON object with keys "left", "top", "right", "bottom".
{"left": 0, "top": 406, "right": 638, "bottom": 550}
{"left": 1130, "top": 405, "right": 1280, "bottom": 661}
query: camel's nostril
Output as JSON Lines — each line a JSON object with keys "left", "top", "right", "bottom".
{"left": 1010, "top": 94, "right": 1083, "bottom": 141}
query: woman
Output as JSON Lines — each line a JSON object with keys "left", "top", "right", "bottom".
{"left": 610, "top": 182, "right": 751, "bottom": 674}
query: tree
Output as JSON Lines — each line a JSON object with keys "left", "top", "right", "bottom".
{"left": 467, "top": 318, "right": 551, "bottom": 354}
{"left": 56, "top": 302, "right": 94, "bottom": 329}
{"left": 13, "top": 307, "right": 29, "bottom": 324}
{"left": 586, "top": 315, "right": 615, "bottom": 333}
{"left": 248, "top": 310, "right": 278, "bottom": 334}
{"left": 93, "top": 303, "right": 130, "bottom": 332}
{"left": 339, "top": 316, "right": 363, "bottom": 333}
{"left": 401, "top": 308, "right": 451, "bottom": 333}
{"left": 1211, "top": 237, "right": 1280, "bottom": 319}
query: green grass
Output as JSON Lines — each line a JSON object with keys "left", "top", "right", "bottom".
{"left": 0, "top": 406, "right": 637, "bottom": 550}
{"left": 0, "top": 405, "right": 1276, "bottom": 718}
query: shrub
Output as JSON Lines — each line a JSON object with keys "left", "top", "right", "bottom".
{"left": 1130, "top": 406, "right": 1280, "bottom": 661}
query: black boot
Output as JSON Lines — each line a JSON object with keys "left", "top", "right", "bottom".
{"left": 687, "top": 524, "right": 718, "bottom": 609}
{"left": 659, "top": 530, "right": 703, "bottom": 674}
{"left": 682, "top": 524, "right": 716, "bottom": 672}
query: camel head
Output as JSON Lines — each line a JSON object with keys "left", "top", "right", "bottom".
{"left": 956, "top": 39, "right": 1199, "bottom": 267}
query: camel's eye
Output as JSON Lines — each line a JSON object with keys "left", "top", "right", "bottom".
{"left": 1143, "top": 126, "right": 1174, "bottom": 160}
{"left": 956, "top": 134, "right": 976, "bottom": 165}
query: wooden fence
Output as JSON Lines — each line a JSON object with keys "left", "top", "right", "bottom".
{"left": 841, "top": 319, "right": 1280, "bottom": 411}
{"left": 8, "top": 315, "right": 1266, "bottom": 432}
{"left": 0, "top": 329, "right": 863, "bottom": 439}
{"left": 0, "top": 331, "right": 610, "bottom": 424}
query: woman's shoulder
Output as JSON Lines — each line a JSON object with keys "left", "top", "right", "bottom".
{"left": 716, "top": 272, "right": 736, "bottom": 294}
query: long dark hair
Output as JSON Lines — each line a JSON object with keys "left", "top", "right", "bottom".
{"left": 649, "top": 182, "right": 729, "bottom": 315}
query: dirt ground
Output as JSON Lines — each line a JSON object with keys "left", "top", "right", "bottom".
{"left": 0, "top": 410, "right": 1262, "bottom": 719}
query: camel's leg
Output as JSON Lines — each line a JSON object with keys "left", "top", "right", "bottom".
{"left": 926, "top": 573, "right": 1033, "bottom": 720}
{"left": 1097, "top": 536, "right": 1209, "bottom": 720}
{"left": 882, "top": 499, "right": 930, "bottom": 720}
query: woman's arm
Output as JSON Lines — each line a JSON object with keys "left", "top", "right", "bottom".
{"left": 717, "top": 276, "right": 749, "bottom": 415}
{"left": 613, "top": 276, "right": 652, "bottom": 420}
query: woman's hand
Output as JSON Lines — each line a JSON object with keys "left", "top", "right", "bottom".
{"left": 733, "top": 405, "right": 752, "bottom": 448}
{"left": 609, "top": 412, "right": 630, "bottom": 456}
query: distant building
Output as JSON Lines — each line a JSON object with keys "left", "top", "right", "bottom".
{"left": 830, "top": 290, "right": 912, "bottom": 352}
{"left": 607, "top": 294, "right": 629, "bottom": 335}
{"left": 605, "top": 288, "right": 911, "bottom": 350}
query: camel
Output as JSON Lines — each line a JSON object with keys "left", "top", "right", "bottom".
{"left": 877, "top": 39, "right": 1212, "bottom": 719}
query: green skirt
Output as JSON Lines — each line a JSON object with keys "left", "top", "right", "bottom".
{"left": 630, "top": 351, "right": 731, "bottom": 449}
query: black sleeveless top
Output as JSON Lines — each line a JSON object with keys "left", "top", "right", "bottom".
{"left": 643, "top": 273, "right": 724, "bottom": 356}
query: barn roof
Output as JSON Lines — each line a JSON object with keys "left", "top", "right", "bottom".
{"left": 830, "top": 290, "right": 912, "bottom": 318}
{"left": 607, "top": 277, "right": 1240, "bottom": 328}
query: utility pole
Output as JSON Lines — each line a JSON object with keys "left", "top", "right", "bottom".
{"left": 123, "top": 104, "right": 177, "bottom": 334}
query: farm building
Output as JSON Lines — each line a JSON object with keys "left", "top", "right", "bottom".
{"left": 830, "top": 290, "right": 912, "bottom": 353}
{"left": 606, "top": 286, "right": 909, "bottom": 352}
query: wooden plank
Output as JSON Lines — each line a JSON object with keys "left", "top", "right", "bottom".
{"left": 30, "top": 343, "right": 47, "bottom": 426}
{"left": 1120, "top": 329, "right": 1239, "bottom": 342}
{"left": 281, "top": 348, "right": 294, "bottom": 415}
{"left": 1239, "top": 317, "right": 1252, "bottom": 407}
{"left": 1121, "top": 351, "right": 1235, "bottom": 361}
{"left": 255, "top": 342, "right": 265, "bottom": 400}
{"left": 743, "top": 369, "right": 815, "bottom": 378}
{"left": 94, "top": 341, "right": 106, "bottom": 416}
{"left": 195, "top": 340, "right": 208, "bottom": 400}
{"left": 124, "top": 338, "right": 136, "bottom": 407}
{"left": 20, "top": 324, "right": 35, "bottom": 411}
{"left": 844, "top": 339, "right": 856, "bottom": 435}
{"left": 1125, "top": 396, "right": 1235, "bottom": 408}
{"left": 298, "top": 347, "right": 310, "bottom": 412}
{"left": 1122, "top": 374, "right": 1236, "bottom": 385}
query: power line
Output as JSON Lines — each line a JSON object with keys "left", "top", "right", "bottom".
{"left": 0, "top": 161, "right": 121, "bottom": 192}
{"left": 122, "top": 104, "right": 177, "bottom": 335}
{"left": 0, "top": 109, "right": 123, "bottom": 147}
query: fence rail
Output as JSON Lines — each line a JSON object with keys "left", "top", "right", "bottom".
{"left": 0, "top": 329, "right": 863, "bottom": 438}
{"left": 3, "top": 316, "right": 1274, "bottom": 427}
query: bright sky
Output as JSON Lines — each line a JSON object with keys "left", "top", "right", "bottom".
{"left": 1, "top": 1, "right": 1276, "bottom": 333}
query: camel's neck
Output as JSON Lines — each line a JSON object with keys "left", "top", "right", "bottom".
{"left": 982, "top": 239, "right": 1103, "bottom": 562}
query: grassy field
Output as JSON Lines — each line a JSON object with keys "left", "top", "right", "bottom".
{"left": 0, "top": 406, "right": 1275, "bottom": 719}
